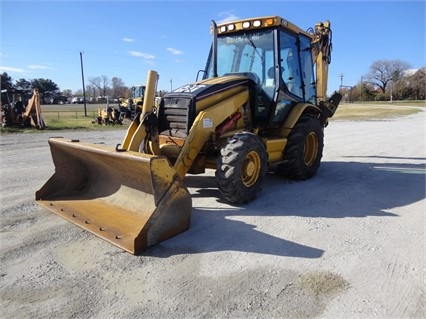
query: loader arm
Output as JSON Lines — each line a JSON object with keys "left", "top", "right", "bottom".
{"left": 121, "top": 70, "right": 160, "bottom": 153}
{"left": 174, "top": 89, "right": 250, "bottom": 179}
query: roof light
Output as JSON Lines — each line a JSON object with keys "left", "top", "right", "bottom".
{"left": 227, "top": 24, "right": 235, "bottom": 31}
{"left": 265, "top": 18, "right": 274, "bottom": 26}
{"left": 253, "top": 20, "right": 261, "bottom": 27}
{"left": 220, "top": 26, "right": 226, "bottom": 33}
{"left": 242, "top": 21, "right": 250, "bottom": 29}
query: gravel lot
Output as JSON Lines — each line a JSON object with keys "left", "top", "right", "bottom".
{"left": 1, "top": 106, "right": 425, "bottom": 318}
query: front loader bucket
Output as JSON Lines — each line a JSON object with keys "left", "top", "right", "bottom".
{"left": 36, "top": 138, "right": 192, "bottom": 254}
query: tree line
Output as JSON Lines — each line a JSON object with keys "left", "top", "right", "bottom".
{"left": 1, "top": 73, "right": 131, "bottom": 104}
{"left": 1, "top": 59, "right": 425, "bottom": 104}
{"left": 339, "top": 59, "right": 425, "bottom": 102}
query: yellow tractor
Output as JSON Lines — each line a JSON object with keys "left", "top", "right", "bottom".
{"left": 36, "top": 16, "right": 341, "bottom": 254}
{"left": 118, "top": 85, "right": 146, "bottom": 120}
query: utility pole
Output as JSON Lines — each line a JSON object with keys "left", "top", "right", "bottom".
{"left": 339, "top": 73, "right": 344, "bottom": 87}
{"left": 170, "top": 78, "right": 173, "bottom": 92}
{"left": 80, "top": 51, "right": 87, "bottom": 117}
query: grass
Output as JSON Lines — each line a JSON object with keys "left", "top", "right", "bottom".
{"left": 332, "top": 102, "right": 424, "bottom": 121}
{"left": 0, "top": 103, "right": 128, "bottom": 133}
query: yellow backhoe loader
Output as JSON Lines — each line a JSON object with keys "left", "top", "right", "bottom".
{"left": 36, "top": 16, "right": 341, "bottom": 254}
{"left": 118, "top": 85, "right": 146, "bottom": 120}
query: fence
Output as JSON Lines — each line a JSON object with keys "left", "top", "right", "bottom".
{"left": 42, "top": 110, "right": 99, "bottom": 120}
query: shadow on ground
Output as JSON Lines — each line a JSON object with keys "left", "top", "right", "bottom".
{"left": 146, "top": 158, "right": 425, "bottom": 258}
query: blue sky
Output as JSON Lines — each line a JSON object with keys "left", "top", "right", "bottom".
{"left": 1, "top": 0, "right": 425, "bottom": 95}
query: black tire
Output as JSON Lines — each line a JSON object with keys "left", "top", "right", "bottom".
{"left": 278, "top": 115, "right": 324, "bottom": 180}
{"left": 216, "top": 132, "right": 268, "bottom": 204}
{"left": 1, "top": 106, "right": 10, "bottom": 128}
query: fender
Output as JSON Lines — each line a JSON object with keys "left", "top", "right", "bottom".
{"left": 280, "top": 103, "right": 321, "bottom": 137}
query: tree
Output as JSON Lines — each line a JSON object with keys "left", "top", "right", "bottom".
{"left": 111, "top": 77, "right": 127, "bottom": 98}
{"left": 100, "top": 75, "right": 110, "bottom": 97}
{"left": 88, "top": 75, "right": 110, "bottom": 98}
{"left": 366, "top": 59, "right": 410, "bottom": 94}
{"left": 410, "top": 68, "right": 426, "bottom": 100}
{"left": 31, "top": 78, "right": 60, "bottom": 104}
{"left": 85, "top": 84, "right": 96, "bottom": 100}
{"left": 61, "top": 89, "right": 73, "bottom": 97}
{"left": 1, "top": 72, "right": 14, "bottom": 90}
{"left": 15, "top": 78, "right": 32, "bottom": 92}
{"left": 88, "top": 76, "right": 102, "bottom": 98}
{"left": 31, "top": 78, "right": 59, "bottom": 95}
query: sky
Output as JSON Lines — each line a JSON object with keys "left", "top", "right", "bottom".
{"left": 1, "top": 0, "right": 425, "bottom": 96}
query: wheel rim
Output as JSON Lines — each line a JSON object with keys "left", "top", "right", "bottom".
{"left": 304, "top": 132, "right": 318, "bottom": 166}
{"left": 242, "top": 151, "right": 261, "bottom": 187}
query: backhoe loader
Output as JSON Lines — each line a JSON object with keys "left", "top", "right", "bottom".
{"left": 118, "top": 85, "right": 146, "bottom": 120}
{"left": 36, "top": 16, "right": 341, "bottom": 254}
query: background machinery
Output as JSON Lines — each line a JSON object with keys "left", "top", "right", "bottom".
{"left": 36, "top": 16, "right": 341, "bottom": 254}
{"left": 119, "top": 85, "right": 146, "bottom": 120}
{"left": 1, "top": 88, "right": 45, "bottom": 129}
{"left": 95, "top": 85, "right": 147, "bottom": 125}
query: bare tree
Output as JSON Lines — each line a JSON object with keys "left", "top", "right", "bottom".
{"left": 88, "top": 76, "right": 102, "bottom": 98}
{"left": 61, "top": 89, "right": 73, "bottom": 97}
{"left": 100, "top": 75, "right": 110, "bottom": 97}
{"left": 110, "top": 77, "right": 127, "bottom": 98}
{"left": 366, "top": 59, "right": 410, "bottom": 93}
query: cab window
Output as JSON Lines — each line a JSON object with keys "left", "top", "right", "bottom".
{"left": 279, "top": 31, "right": 303, "bottom": 99}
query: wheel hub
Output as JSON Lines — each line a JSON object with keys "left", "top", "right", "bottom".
{"left": 242, "top": 151, "right": 261, "bottom": 187}
{"left": 304, "top": 132, "right": 318, "bottom": 166}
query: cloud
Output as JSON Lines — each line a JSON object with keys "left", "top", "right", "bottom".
{"left": 217, "top": 11, "right": 240, "bottom": 24}
{"left": 129, "top": 51, "right": 155, "bottom": 59}
{"left": 0, "top": 66, "right": 25, "bottom": 73}
{"left": 123, "top": 37, "right": 135, "bottom": 42}
{"left": 167, "top": 48, "right": 183, "bottom": 55}
{"left": 28, "top": 64, "right": 48, "bottom": 70}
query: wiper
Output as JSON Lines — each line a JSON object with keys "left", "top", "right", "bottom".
{"left": 244, "top": 33, "right": 263, "bottom": 62}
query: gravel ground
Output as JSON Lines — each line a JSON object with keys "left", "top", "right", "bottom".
{"left": 1, "top": 107, "right": 425, "bottom": 318}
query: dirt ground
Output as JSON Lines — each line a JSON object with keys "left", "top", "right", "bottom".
{"left": 1, "top": 106, "right": 425, "bottom": 318}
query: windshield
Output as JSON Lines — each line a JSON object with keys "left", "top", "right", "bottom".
{"left": 206, "top": 29, "right": 275, "bottom": 86}
{"left": 132, "top": 86, "right": 145, "bottom": 99}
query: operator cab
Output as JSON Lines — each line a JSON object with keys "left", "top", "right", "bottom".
{"left": 204, "top": 17, "right": 317, "bottom": 127}
{"left": 131, "top": 85, "right": 146, "bottom": 100}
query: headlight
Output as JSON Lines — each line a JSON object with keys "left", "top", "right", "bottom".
{"left": 242, "top": 21, "right": 250, "bottom": 28}
{"left": 253, "top": 20, "right": 261, "bottom": 27}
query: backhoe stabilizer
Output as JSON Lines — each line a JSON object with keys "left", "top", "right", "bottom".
{"left": 35, "top": 137, "right": 192, "bottom": 254}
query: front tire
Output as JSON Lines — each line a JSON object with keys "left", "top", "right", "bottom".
{"left": 279, "top": 115, "right": 324, "bottom": 180}
{"left": 216, "top": 132, "right": 268, "bottom": 204}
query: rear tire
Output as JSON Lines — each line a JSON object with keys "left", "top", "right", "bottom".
{"left": 216, "top": 132, "right": 268, "bottom": 204}
{"left": 278, "top": 115, "right": 324, "bottom": 180}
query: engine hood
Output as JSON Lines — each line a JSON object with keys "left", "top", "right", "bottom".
{"left": 165, "top": 74, "right": 254, "bottom": 102}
